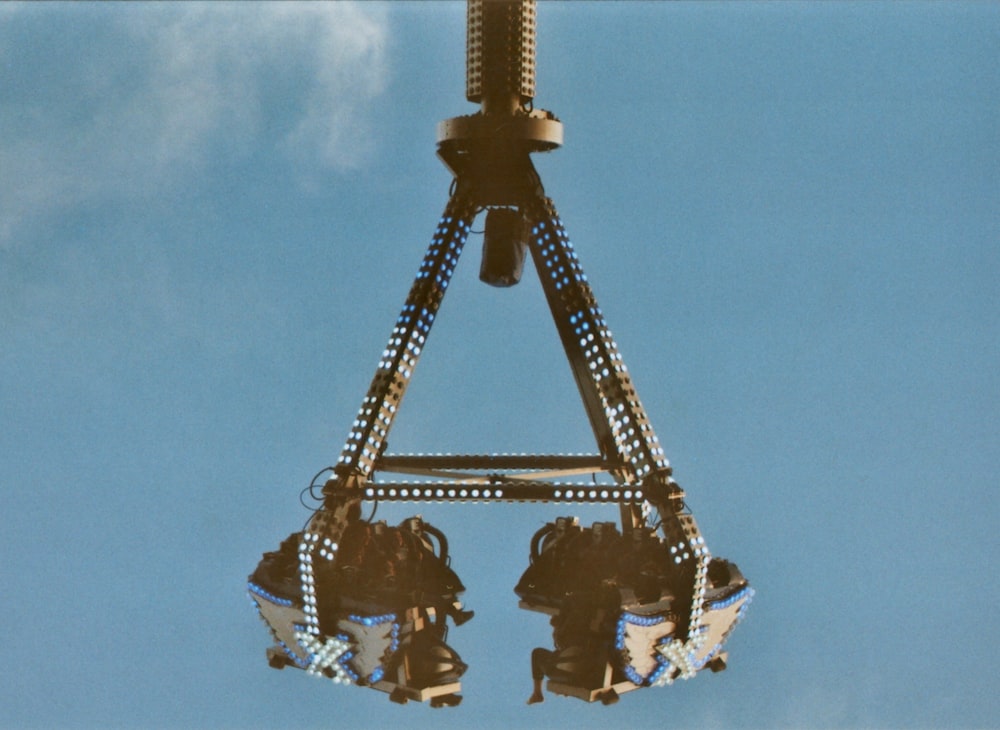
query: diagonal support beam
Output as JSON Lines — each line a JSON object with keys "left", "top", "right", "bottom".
{"left": 525, "top": 199, "right": 671, "bottom": 484}
{"left": 524, "top": 197, "right": 705, "bottom": 620}
{"left": 332, "top": 193, "right": 477, "bottom": 484}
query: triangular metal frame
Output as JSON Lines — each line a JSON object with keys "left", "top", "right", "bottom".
{"left": 251, "top": 4, "right": 751, "bottom": 704}
{"left": 320, "top": 184, "right": 705, "bottom": 613}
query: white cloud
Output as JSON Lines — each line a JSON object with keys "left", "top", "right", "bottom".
{"left": 0, "top": 2, "right": 388, "bottom": 246}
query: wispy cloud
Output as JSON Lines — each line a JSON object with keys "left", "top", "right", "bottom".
{"left": 0, "top": 2, "right": 388, "bottom": 245}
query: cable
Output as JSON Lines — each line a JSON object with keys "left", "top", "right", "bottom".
{"left": 299, "top": 466, "right": 335, "bottom": 511}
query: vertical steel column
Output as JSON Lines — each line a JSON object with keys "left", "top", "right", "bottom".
{"left": 465, "top": 0, "right": 537, "bottom": 116}
{"left": 333, "top": 194, "right": 477, "bottom": 484}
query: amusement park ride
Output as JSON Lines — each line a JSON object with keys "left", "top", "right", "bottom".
{"left": 248, "top": 0, "right": 752, "bottom": 707}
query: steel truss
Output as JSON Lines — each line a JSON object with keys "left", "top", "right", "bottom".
{"left": 250, "top": 3, "right": 752, "bottom": 705}
{"left": 322, "top": 186, "right": 705, "bottom": 603}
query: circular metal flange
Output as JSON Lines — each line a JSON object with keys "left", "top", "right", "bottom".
{"left": 437, "top": 110, "right": 563, "bottom": 152}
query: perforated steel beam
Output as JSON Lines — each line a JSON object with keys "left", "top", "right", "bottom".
{"left": 327, "top": 480, "right": 649, "bottom": 505}
{"left": 521, "top": 198, "right": 704, "bottom": 602}
{"left": 332, "top": 194, "right": 476, "bottom": 482}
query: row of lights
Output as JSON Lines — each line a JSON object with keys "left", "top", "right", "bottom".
{"left": 364, "top": 485, "right": 504, "bottom": 501}
{"left": 356, "top": 484, "right": 649, "bottom": 503}
{"left": 706, "top": 585, "right": 754, "bottom": 612}
{"left": 689, "top": 551, "right": 712, "bottom": 625}
{"left": 337, "top": 213, "right": 471, "bottom": 475}
{"left": 348, "top": 613, "right": 398, "bottom": 629}
{"left": 531, "top": 217, "right": 670, "bottom": 485}
{"left": 247, "top": 581, "right": 293, "bottom": 608}
{"left": 298, "top": 532, "right": 325, "bottom": 637}
{"left": 551, "top": 487, "right": 643, "bottom": 501}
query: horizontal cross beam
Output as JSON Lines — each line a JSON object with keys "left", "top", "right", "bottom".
{"left": 326, "top": 479, "right": 647, "bottom": 505}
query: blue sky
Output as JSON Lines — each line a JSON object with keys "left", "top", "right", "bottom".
{"left": 1, "top": 2, "right": 997, "bottom": 728}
